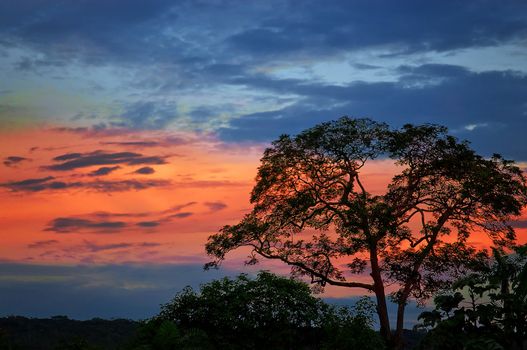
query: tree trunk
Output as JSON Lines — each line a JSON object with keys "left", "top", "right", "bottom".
{"left": 370, "top": 247, "right": 391, "bottom": 345}
{"left": 394, "top": 302, "right": 406, "bottom": 350}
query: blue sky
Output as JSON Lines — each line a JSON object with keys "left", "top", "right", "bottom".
{"left": 1, "top": 0, "right": 527, "bottom": 324}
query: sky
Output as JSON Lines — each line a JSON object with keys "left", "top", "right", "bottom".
{"left": 1, "top": 0, "right": 527, "bottom": 325}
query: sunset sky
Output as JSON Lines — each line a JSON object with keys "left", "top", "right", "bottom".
{"left": 1, "top": 0, "right": 527, "bottom": 324}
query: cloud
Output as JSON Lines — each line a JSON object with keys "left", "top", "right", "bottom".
{"left": 218, "top": 64, "right": 527, "bottom": 160}
{"left": 204, "top": 201, "right": 228, "bottom": 212}
{"left": 83, "top": 179, "right": 171, "bottom": 192}
{"left": 226, "top": 1, "right": 527, "bottom": 57}
{"left": 133, "top": 166, "right": 155, "bottom": 175}
{"left": 88, "top": 166, "right": 121, "bottom": 176}
{"left": 43, "top": 203, "right": 198, "bottom": 234}
{"left": 110, "top": 101, "right": 180, "bottom": 130}
{"left": 44, "top": 218, "right": 127, "bottom": 234}
{"left": 2, "top": 1, "right": 525, "bottom": 70}
{"left": 0, "top": 176, "right": 75, "bottom": 192}
{"left": 1, "top": 177, "right": 170, "bottom": 193}
{"left": 44, "top": 150, "right": 168, "bottom": 171}
{"left": 168, "top": 212, "right": 193, "bottom": 219}
{"left": 0, "top": 263, "right": 232, "bottom": 320}
{"left": 3, "top": 156, "right": 30, "bottom": 167}
{"left": 27, "top": 240, "right": 59, "bottom": 249}
{"left": 51, "top": 126, "right": 136, "bottom": 138}
{"left": 163, "top": 202, "right": 197, "bottom": 213}
{"left": 172, "top": 180, "right": 249, "bottom": 188}
{"left": 53, "top": 128, "right": 194, "bottom": 146}
{"left": 136, "top": 221, "right": 160, "bottom": 228}
{"left": 81, "top": 240, "right": 162, "bottom": 253}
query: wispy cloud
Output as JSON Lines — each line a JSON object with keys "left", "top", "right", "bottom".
{"left": 3, "top": 156, "right": 30, "bottom": 167}
{"left": 27, "top": 240, "right": 59, "bottom": 249}
{"left": 1, "top": 176, "right": 171, "bottom": 193}
{"left": 133, "top": 166, "right": 155, "bottom": 175}
{"left": 44, "top": 218, "right": 127, "bottom": 234}
{"left": 204, "top": 201, "right": 228, "bottom": 212}
{"left": 88, "top": 166, "right": 121, "bottom": 177}
{"left": 43, "top": 202, "right": 198, "bottom": 234}
{"left": 43, "top": 150, "right": 168, "bottom": 171}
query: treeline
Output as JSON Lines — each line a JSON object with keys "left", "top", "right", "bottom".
{"left": 0, "top": 316, "right": 138, "bottom": 349}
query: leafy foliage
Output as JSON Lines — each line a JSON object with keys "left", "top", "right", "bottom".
{"left": 129, "top": 271, "right": 383, "bottom": 350}
{"left": 417, "top": 245, "right": 527, "bottom": 350}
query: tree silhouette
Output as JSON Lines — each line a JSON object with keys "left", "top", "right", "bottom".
{"left": 131, "top": 271, "right": 382, "bottom": 350}
{"left": 417, "top": 245, "right": 527, "bottom": 350}
{"left": 206, "top": 117, "right": 527, "bottom": 348}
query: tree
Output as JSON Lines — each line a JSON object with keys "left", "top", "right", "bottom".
{"left": 417, "top": 245, "right": 527, "bottom": 350}
{"left": 131, "top": 271, "right": 382, "bottom": 350}
{"left": 205, "top": 117, "right": 527, "bottom": 348}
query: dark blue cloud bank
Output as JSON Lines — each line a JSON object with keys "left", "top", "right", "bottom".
{"left": 1, "top": 0, "right": 526, "bottom": 158}
{"left": 0, "top": 262, "right": 424, "bottom": 328}
{"left": 0, "top": 263, "right": 228, "bottom": 320}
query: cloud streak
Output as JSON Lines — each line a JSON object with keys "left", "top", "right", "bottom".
{"left": 133, "top": 166, "right": 155, "bottom": 175}
{"left": 1, "top": 176, "right": 171, "bottom": 193}
{"left": 44, "top": 218, "right": 127, "bottom": 234}
{"left": 43, "top": 202, "right": 199, "bottom": 234}
{"left": 44, "top": 151, "right": 168, "bottom": 171}
{"left": 3, "top": 156, "right": 30, "bottom": 167}
{"left": 88, "top": 166, "right": 121, "bottom": 176}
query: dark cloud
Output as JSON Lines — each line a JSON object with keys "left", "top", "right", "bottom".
{"left": 27, "top": 240, "right": 59, "bottom": 249}
{"left": 168, "top": 212, "right": 193, "bottom": 219}
{"left": 44, "top": 150, "right": 167, "bottom": 171}
{"left": 82, "top": 241, "right": 135, "bottom": 252}
{"left": 53, "top": 153, "right": 83, "bottom": 161}
{"left": 133, "top": 166, "right": 155, "bottom": 175}
{"left": 0, "top": 263, "right": 231, "bottom": 320}
{"left": 1, "top": 176, "right": 170, "bottom": 193}
{"left": 0, "top": 176, "right": 77, "bottom": 192}
{"left": 163, "top": 202, "right": 197, "bottom": 213}
{"left": 204, "top": 201, "right": 228, "bottom": 212}
{"left": 44, "top": 218, "right": 127, "bottom": 234}
{"left": 136, "top": 221, "right": 160, "bottom": 228}
{"left": 85, "top": 179, "right": 170, "bottom": 192}
{"left": 226, "top": 1, "right": 527, "bottom": 57}
{"left": 88, "top": 166, "right": 120, "bottom": 177}
{"left": 3, "top": 156, "right": 30, "bottom": 167}
{"left": 80, "top": 240, "right": 162, "bottom": 253}
{"left": 219, "top": 65, "right": 527, "bottom": 160}
{"left": 0, "top": 0, "right": 178, "bottom": 66}
{"left": 2, "top": 1, "right": 525, "bottom": 69}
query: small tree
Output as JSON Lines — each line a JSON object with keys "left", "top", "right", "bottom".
{"left": 206, "top": 117, "right": 527, "bottom": 348}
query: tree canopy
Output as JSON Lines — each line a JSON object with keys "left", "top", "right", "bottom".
{"left": 129, "top": 271, "right": 383, "bottom": 350}
{"left": 206, "top": 117, "right": 527, "bottom": 348}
